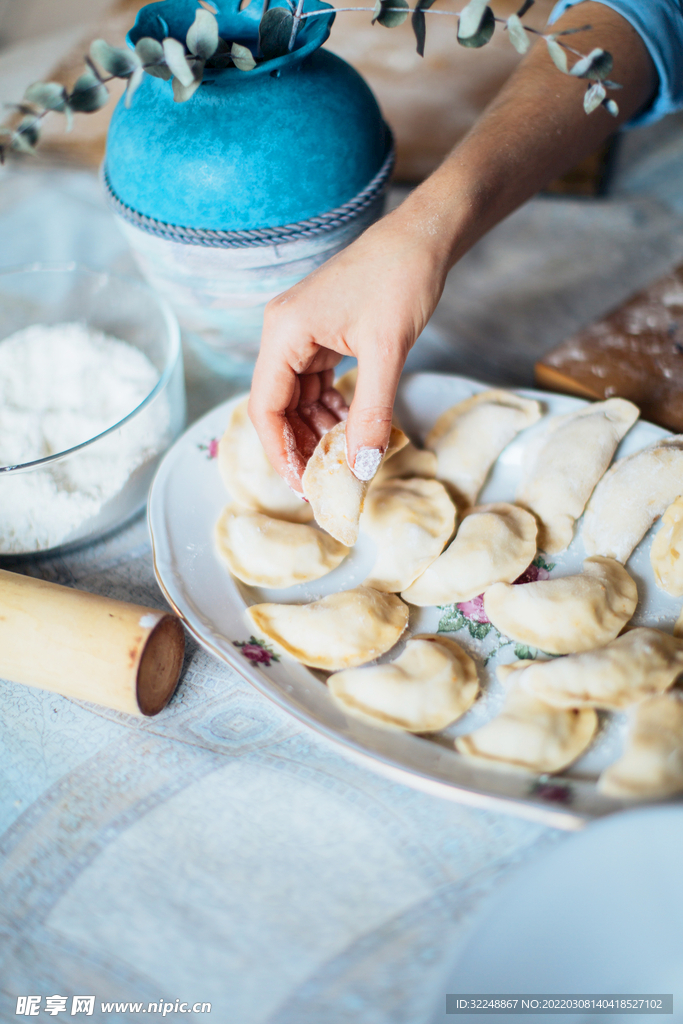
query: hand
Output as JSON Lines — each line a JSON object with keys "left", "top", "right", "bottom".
{"left": 248, "top": 206, "right": 449, "bottom": 491}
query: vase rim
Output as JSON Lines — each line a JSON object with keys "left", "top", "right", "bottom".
{"left": 127, "top": 0, "right": 335, "bottom": 78}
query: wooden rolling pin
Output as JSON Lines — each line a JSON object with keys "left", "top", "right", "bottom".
{"left": 0, "top": 569, "right": 185, "bottom": 716}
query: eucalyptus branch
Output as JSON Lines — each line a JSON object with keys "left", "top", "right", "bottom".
{"left": 0, "top": 0, "right": 622, "bottom": 164}
{"left": 288, "top": 0, "right": 307, "bottom": 50}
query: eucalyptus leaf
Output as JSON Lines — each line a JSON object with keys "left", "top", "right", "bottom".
{"left": 23, "top": 81, "right": 68, "bottom": 112}
{"left": 69, "top": 72, "right": 109, "bottom": 112}
{"left": 570, "top": 47, "right": 613, "bottom": 80}
{"left": 374, "top": 0, "right": 408, "bottom": 27}
{"left": 11, "top": 116, "right": 41, "bottom": 153}
{"left": 187, "top": 8, "right": 219, "bottom": 59}
{"left": 457, "top": 5, "right": 494, "bottom": 48}
{"left": 516, "top": 0, "right": 534, "bottom": 16}
{"left": 163, "top": 37, "right": 195, "bottom": 86}
{"left": 172, "top": 59, "right": 204, "bottom": 102}
{"left": 411, "top": 0, "right": 435, "bottom": 56}
{"left": 603, "top": 97, "right": 619, "bottom": 117}
{"left": 506, "top": 12, "right": 529, "bottom": 53}
{"left": 135, "top": 36, "right": 172, "bottom": 79}
{"left": 90, "top": 39, "right": 141, "bottom": 78}
{"left": 458, "top": 0, "right": 487, "bottom": 38}
{"left": 545, "top": 36, "right": 568, "bottom": 73}
{"left": 231, "top": 42, "right": 257, "bottom": 70}
{"left": 208, "top": 39, "right": 235, "bottom": 68}
{"left": 124, "top": 64, "right": 145, "bottom": 107}
{"left": 583, "top": 81, "right": 606, "bottom": 113}
{"left": 259, "top": 7, "right": 294, "bottom": 60}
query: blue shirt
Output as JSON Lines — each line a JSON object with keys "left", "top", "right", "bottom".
{"left": 549, "top": 0, "right": 683, "bottom": 125}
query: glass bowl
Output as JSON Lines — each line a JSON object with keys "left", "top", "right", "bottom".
{"left": 0, "top": 264, "right": 185, "bottom": 559}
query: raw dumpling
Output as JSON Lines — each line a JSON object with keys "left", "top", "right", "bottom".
{"left": 328, "top": 634, "right": 478, "bottom": 732}
{"left": 302, "top": 421, "right": 408, "bottom": 546}
{"left": 246, "top": 586, "right": 409, "bottom": 670}
{"left": 361, "top": 478, "right": 456, "bottom": 592}
{"left": 372, "top": 443, "right": 437, "bottom": 486}
{"left": 215, "top": 504, "right": 349, "bottom": 588}
{"left": 516, "top": 398, "right": 639, "bottom": 553}
{"left": 582, "top": 437, "right": 683, "bottom": 563}
{"left": 483, "top": 556, "right": 637, "bottom": 655}
{"left": 455, "top": 682, "right": 598, "bottom": 774}
{"left": 425, "top": 389, "right": 542, "bottom": 507}
{"left": 598, "top": 691, "right": 683, "bottom": 799}
{"left": 501, "top": 628, "right": 683, "bottom": 710}
{"left": 650, "top": 496, "right": 683, "bottom": 595}
{"left": 218, "top": 399, "right": 312, "bottom": 524}
{"left": 402, "top": 502, "right": 537, "bottom": 607}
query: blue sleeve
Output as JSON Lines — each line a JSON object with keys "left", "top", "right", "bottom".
{"left": 549, "top": 0, "right": 683, "bottom": 126}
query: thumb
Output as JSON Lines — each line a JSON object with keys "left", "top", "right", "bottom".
{"left": 344, "top": 344, "right": 404, "bottom": 481}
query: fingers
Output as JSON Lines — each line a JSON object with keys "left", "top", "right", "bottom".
{"left": 249, "top": 343, "right": 309, "bottom": 492}
{"left": 297, "top": 372, "right": 340, "bottom": 438}
{"left": 344, "top": 341, "right": 406, "bottom": 481}
{"left": 320, "top": 368, "right": 349, "bottom": 421}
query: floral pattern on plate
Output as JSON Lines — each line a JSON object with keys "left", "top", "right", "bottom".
{"left": 234, "top": 636, "right": 280, "bottom": 668}
{"left": 437, "top": 556, "right": 556, "bottom": 662}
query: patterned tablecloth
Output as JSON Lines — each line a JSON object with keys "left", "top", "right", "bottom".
{"left": 2, "top": 87, "right": 683, "bottom": 1022}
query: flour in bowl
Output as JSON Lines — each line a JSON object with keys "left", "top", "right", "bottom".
{"left": 0, "top": 322, "right": 171, "bottom": 554}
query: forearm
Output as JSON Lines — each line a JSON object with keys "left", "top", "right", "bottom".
{"left": 386, "top": 2, "right": 657, "bottom": 271}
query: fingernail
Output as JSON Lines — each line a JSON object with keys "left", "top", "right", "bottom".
{"left": 350, "top": 446, "right": 383, "bottom": 482}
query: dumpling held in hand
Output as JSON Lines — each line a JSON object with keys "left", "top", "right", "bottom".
{"left": 302, "top": 421, "right": 408, "bottom": 546}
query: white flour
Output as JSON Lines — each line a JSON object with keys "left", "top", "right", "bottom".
{"left": 0, "top": 322, "right": 170, "bottom": 555}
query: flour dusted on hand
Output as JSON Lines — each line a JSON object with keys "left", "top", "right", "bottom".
{"left": 0, "top": 323, "right": 169, "bottom": 554}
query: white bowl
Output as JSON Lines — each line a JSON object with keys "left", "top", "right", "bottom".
{"left": 0, "top": 264, "right": 185, "bottom": 558}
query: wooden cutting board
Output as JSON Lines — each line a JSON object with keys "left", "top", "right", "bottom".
{"left": 536, "top": 265, "right": 683, "bottom": 434}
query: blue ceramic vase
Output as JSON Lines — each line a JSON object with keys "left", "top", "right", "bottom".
{"left": 103, "top": 0, "right": 394, "bottom": 373}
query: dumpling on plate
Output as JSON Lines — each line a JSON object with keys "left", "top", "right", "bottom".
{"left": 483, "top": 556, "right": 637, "bottom": 655}
{"left": 650, "top": 496, "right": 683, "bottom": 596}
{"left": 425, "top": 389, "right": 542, "bottom": 508}
{"left": 500, "top": 628, "right": 683, "bottom": 710}
{"left": 516, "top": 398, "right": 639, "bottom": 553}
{"left": 218, "top": 399, "right": 312, "bottom": 524}
{"left": 328, "top": 634, "right": 479, "bottom": 732}
{"left": 401, "top": 502, "right": 537, "bottom": 607}
{"left": 246, "top": 586, "right": 409, "bottom": 671}
{"left": 598, "top": 691, "right": 683, "bottom": 800}
{"left": 582, "top": 437, "right": 683, "bottom": 563}
{"left": 361, "top": 478, "right": 456, "bottom": 593}
{"left": 371, "top": 443, "right": 437, "bottom": 486}
{"left": 301, "top": 421, "right": 408, "bottom": 546}
{"left": 455, "top": 678, "right": 598, "bottom": 774}
{"left": 215, "top": 504, "right": 348, "bottom": 588}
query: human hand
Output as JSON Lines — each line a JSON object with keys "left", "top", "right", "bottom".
{"left": 248, "top": 206, "right": 449, "bottom": 492}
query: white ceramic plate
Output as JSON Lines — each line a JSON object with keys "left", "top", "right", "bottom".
{"left": 148, "top": 373, "right": 682, "bottom": 829}
{"left": 429, "top": 805, "right": 683, "bottom": 1023}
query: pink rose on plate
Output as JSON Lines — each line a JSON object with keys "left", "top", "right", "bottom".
{"left": 456, "top": 594, "right": 489, "bottom": 624}
{"left": 208, "top": 438, "right": 219, "bottom": 459}
{"left": 234, "top": 637, "right": 280, "bottom": 667}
